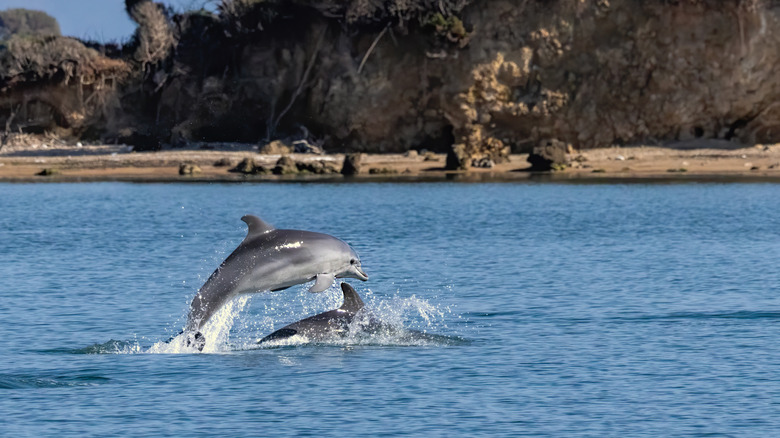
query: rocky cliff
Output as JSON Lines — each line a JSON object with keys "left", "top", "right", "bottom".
{"left": 2, "top": 0, "right": 780, "bottom": 169}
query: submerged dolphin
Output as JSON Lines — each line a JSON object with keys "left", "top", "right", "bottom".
{"left": 257, "top": 283, "right": 455, "bottom": 345}
{"left": 184, "top": 215, "right": 368, "bottom": 349}
{"left": 258, "top": 282, "right": 368, "bottom": 343}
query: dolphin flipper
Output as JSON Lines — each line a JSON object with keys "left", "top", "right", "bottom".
{"left": 309, "top": 273, "right": 335, "bottom": 292}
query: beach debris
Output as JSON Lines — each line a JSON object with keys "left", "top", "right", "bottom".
{"left": 292, "top": 139, "right": 324, "bottom": 155}
{"left": 616, "top": 155, "right": 626, "bottom": 161}
{"left": 472, "top": 157, "right": 494, "bottom": 168}
{"left": 404, "top": 150, "right": 419, "bottom": 158}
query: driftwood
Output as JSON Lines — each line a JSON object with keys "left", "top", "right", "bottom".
{"left": 357, "top": 24, "right": 389, "bottom": 75}
{"left": 268, "top": 25, "right": 328, "bottom": 139}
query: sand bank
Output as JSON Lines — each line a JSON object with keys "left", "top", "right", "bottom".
{"left": 2, "top": 142, "right": 780, "bottom": 183}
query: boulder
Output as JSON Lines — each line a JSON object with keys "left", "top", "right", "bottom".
{"left": 259, "top": 140, "right": 292, "bottom": 155}
{"left": 446, "top": 143, "right": 469, "bottom": 170}
{"left": 213, "top": 157, "right": 233, "bottom": 167}
{"left": 178, "top": 163, "right": 202, "bottom": 175}
{"left": 368, "top": 167, "right": 399, "bottom": 174}
{"left": 341, "top": 153, "right": 363, "bottom": 175}
{"left": 229, "top": 157, "right": 268, "bottom": 174}
{"left": 527, "top": 139, "right": 570, "bottom": 171}
{"left": 273, "top": 155, "right": 298, "bottom": 175}
{"left": 36, "top": 168, "right": 60, "bottom": 176}
{"left": 296, "top": 160, "right": 339, "bottom": 174}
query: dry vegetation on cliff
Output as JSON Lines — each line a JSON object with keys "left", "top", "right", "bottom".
{"left": 2, "top": 0, "right": 780, "bottom": 171}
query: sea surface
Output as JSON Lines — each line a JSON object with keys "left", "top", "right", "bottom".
{"left": 2, "top": 181, "right": 780, "bottom": 436}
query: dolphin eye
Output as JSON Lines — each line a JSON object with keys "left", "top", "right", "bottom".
{"left": 350, "top": 259, "right": 356, "bottom": 265}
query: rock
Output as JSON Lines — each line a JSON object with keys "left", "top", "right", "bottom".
{"left": 472, "top": 158, "right": 494, "bottom": 168}
{"left": 296, "top": 160, "right": 339, "bottom": 174}
{"left": 213, "top": 157, "right": 233, "bottom": 167}
{"left": 368, "top": 167, "right": 399, "bottom": 174}
{"left": 341, "top": 153, "right": 363, "bottom": 175}
{"left": 229, "top": 157, "right": 268, "bottom": 174}
{"left": 404, "top": 150, "right": 419, "bottom": 158}
{"left": 447, "top": 126, "right": 509, "bottom": 170}
{"left": 273, "top": 155, "right": 298, "bottom": 175}
{"left": 36, "top": 168, "right": 59, "bottom": 176}
{"left": 423, "top": 151, "right": 439, "bottom": 161}
{"left": 446, "top": 144, "right": 469, "bottom": 170}
{"left": 230, "top": 157, "right": 257, "bottom": 174}
{"left": 292, "top": 140, "right": 324, "bottom": 154}
{"left": 259, "top": 140, "right": 292, "bottom": 155}
{"left": 179, "top": 163, "right": 202, "bottom": 175}
{"left": 527, "top": 139, "right": 570, "bottom": 171}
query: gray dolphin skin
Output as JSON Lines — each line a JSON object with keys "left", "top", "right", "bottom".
{"left": 258, "top": 282, "right": 370, "bottom": 343}
{"left": 185, "top": 215, "right": 368, "bottom": 349}
{"left": 257, "top": 283, "right": 458, "bottom": 345}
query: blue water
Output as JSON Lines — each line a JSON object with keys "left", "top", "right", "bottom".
{"left": 2, "top": 182, "right": 780, "bottom": 436}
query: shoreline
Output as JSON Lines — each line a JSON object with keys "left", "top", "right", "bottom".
{"left": 2, "top": 143, "right": 780, "bottom": 183}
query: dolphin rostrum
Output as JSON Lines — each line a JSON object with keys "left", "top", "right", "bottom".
{"left": 185, "top": 215, "right": 368, "bottom": 349}
{"left": 258, "top": 282, "right": 370, "bottom": 343}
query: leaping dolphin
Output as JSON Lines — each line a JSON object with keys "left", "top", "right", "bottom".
{"left": 185, "top": 215, "right": 368, "bottom": 350}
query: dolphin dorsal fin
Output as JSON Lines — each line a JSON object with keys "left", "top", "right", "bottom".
{"left": 241, "top": 215, "right": 274, "bottom": 239}
{"left": 339, "top": 283, "right": 365, "bottom": 312}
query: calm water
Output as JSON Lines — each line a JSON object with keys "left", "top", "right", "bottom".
{"left": 2, "top": 181, "right": 780, "bottom": 436}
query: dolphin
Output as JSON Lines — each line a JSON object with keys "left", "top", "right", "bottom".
{"left": 184, "top": 215, "right": 368, "bottom": 350}
{"left": 258, "top": 282, "right": 369, "bottom": 343}
{"left": 257, "top": 283, "right": 456, "bottom": 345}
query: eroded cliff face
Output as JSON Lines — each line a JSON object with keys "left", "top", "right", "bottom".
{"left": 3, "top": 0, "right": 780, "bottom": 168}
{"left": 303, "top": 0, "right": 780, "bottom": 163}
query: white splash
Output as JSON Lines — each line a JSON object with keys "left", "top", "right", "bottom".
{"left": 147, "top": 295, "right": 251, "bottom": 354}
{"left": 90, "top": 284, "right": 463, "bottom": 354}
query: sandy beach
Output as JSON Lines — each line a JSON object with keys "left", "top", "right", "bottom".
{"left": 2, "top": 141, "right": 780, "bottom": 183}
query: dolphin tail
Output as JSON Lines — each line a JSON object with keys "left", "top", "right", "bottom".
{"left": 339, "top": 282, "right": 365, "bottom": 312}
{"left": 185, "top": 331, "right": 206, "bottom": 351}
